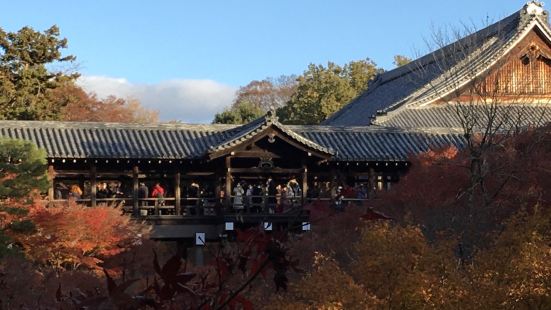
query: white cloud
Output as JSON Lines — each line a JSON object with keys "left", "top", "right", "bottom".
{"left": 77, "top": 76, "right": 237, "bottom": 123}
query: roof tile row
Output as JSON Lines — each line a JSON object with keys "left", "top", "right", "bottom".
{"left": 0, "top": 120, "right": 465, "bottom": 162}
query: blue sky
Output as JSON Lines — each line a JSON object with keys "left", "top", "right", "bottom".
{"left": 0, "top": 1, "right": 528, "bottom": 122}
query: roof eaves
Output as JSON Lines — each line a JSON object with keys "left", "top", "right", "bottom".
{"left": 208, "top": 112, "right": 336, "bottom": 158}
{"left": 372, "top": 12, "right": 544, "bottom": 123}
{"left": 324, "top": 8, "right": 528, "bottom": 126}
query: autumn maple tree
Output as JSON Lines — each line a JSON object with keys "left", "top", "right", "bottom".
{"left": 0, "top": 138, "right": 152, "bottom": 308}
{"left": 16, "top": 202, "right": 146, "bottom": 270}
{"left": 262, "top": 125, "right": 551, "bottom": 309}
{"left": 53, "top": 82, "right": 159, "bottom": 123}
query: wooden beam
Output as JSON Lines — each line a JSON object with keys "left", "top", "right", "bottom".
{"left": 47, "top": 165, "right": 55, "bottom": 207}
{"left": 208, "top": 126, "right": 332, "bottom": 160}
{"left": 133, "top": 166, "right": 139, "bottom": 216}
{"left": 174, "top": 171, "right": 181, "bottom": 215}
{"left": 231, "top": 150, "right": 281, "bottom": 158}
{"left": 90, "top": 164, "right": 97, "bottom": 208}
{"left": 230, "top": 167, "right": 303, "bottom": 174}
{"left": 54, "top": 171, "right": 133, "bottom": 177}
{"left": 184, "top": 172, "right": 216, "bottom": 176}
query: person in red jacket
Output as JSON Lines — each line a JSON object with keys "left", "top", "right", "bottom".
{"left": 151, "top": 183, "right": 165, "bottom": 206}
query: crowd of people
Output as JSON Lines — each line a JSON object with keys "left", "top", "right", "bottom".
{"left": 231, "top": 176, "right": 303, "bottom": 213}
{"left": 55, "top": 181, "right": 126, "bottom": 201}
{"left": 229, "top": 177, "right": 373, "bottom": 213}
{"left": 52, "top": 176, "right": 375, "bottom": 214}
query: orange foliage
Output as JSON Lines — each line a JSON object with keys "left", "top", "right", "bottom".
{"left": 417, "top": 145, "right": 459, "bottom": 165}
{"left": 11, "top": 201, "right": 147, "bottom": 270}
{"left": 373, "top": 125, "right": 551, "bottom": 240}
{"left": 51, "top": 83, "right": 159, "bottom": 123}
{"left": 267, "top": 252, "right": 376, "bottom": 309}
{"left": 265, "top": 125, "right": 551, "bottom": 308}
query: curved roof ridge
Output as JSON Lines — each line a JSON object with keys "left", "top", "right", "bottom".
{"left": 0, "top": 120, "right": 240, "bottom": 132}
{"left": 208, "top": 111, "right": 335, "bottom": 157}
{"left": 378, "top": 15, "right": 551, "bottom": 123}
{"left": 375, "top": 10, "right": 521, "bottom": 88}
{"left": 324, "top": 3, "right": 550, "bottom": 126}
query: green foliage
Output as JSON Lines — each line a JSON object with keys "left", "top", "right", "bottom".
{"left": 213, "top": 59, "right": 378, "bottom": 125}
{"left": 0, "top": 25, "right": 78, "bottom": 120}
{"left": 9, "top": 220, "right": 36, "bottom": 234}
{"left": 393, "top": 55, "right": 412, "bottom": 67}
{"left": 213, "top": 101, "right": 264, "bottom": 124}
{"left": 0, "top": 205, "right": 29, "bottom": 216}
{"left": 278, "top": 59, "right": 379, "bottom": 124}
{"left": 212, "top": 76, "right": 297, "bottom": 124}
{"left": 0, "top": 230, "right": 21, "bottom": 258}
{"left": 0, "top": 138, "right": 48, "bottom": 199}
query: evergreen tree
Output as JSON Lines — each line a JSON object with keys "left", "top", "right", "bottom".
{"left": 393, "top": 55, "right": 412, "bottom": 67}
{"left": 0, "top": 25, "right": 78, "bottom": 120}
{"left": 0, "top": 138, "right": 48, "bottom": 199}
{"left": 213, "top": 101, "right": 264, "bottom": 124}
{"left": 278, "top": 59, "right": 379, "bottom": 124}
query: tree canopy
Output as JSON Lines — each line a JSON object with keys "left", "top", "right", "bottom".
{"left": 266, "top": 124, "right": 551, "bottom": 308}
{"left": 233, "top": 76, "right": 297, "bottom": 111}
{"left": 213, "top": 59, "right": 380, "bottom": 125}
{"left": 393, "top": 55, "right": 411, "bottom": 67}
{"left": 213, "top": 100, "right": 264, "bottom": 124}
{"left": 54, "top": 82, "right": 159, "bottom": 123}
{"left": 0, "top": 25, "right": 158, "bottom": 123}
{"left": 278, "top": 59, "right": 379, "bottom": 124}
{"left": 0, "top": 138, "right": 47, "bottom": 258}
{"left": 213, "top": 76, "right": 296, "bottom": 124}
{"left": 0, "top": 138, "right": 48, "bottom": 199}
{"left": 0, "top": 25, "right": 78, "bottom": 120}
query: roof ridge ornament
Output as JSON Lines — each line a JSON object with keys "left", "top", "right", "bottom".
{"left": 524, "top": 1, "right": 545, "bottom": 16}
{"left": 265, "top": 107, "right": 278, "bottom": 123}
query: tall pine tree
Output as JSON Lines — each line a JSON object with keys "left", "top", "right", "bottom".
{"left": 0, "top": 25, "right": 78, "bottom": 120}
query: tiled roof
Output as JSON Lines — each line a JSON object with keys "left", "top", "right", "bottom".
{"left": 4, "top": 5, "right": 548, "bottom": 163}
{"left": 324, "top": 3, "right": 551, "bottom": 126}
{"left": 375, "top": 104, "right": 551, "bottom": 131}
{"left": 0, "top": 120, "right": 465, "bottom": 162}
{"left": 291, "top": 126, "right": 465, "bottom": 161}
{"left": 0, "top": 121, "right": 238, "bottom": 159}
{"left": 208, "top": 110, "right": 335, "bottom": 157}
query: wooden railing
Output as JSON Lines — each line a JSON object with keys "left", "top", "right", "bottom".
{"left": 43, "top": 195, "right": 371, "bottom": 218}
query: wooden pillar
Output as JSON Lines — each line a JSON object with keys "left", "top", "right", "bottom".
{"left": 329, "top": 168, "right": 336, "bottom": 196}
{"left": 174, "top": 171, "right": 181, "bottom": 215}
{"left": 90, "top": 164, "right": 97, "bottom": 208}
{"left": 132, "top": 165, "right": 139, "bottom": 216}
{"left": 193, "top": 245, "right": 205, "bottom": 266}
{"left": 302, "top": 165, "right": 308, "bottom": 205}
{"left": 47, "top": 164, "right": 55, "bottom": 206}
{"left": 225, "top": 156, "right": 232, "bottom": 206}
{"left": 368, "top": 167, "right": 376, "bottom": 199}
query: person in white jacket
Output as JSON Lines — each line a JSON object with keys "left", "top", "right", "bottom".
{"left": 233, "top": 183, "right": 245, "bottom": 211}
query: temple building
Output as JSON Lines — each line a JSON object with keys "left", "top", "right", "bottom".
{"left": 1, "top": 2, "right": 551, "bottom": 240}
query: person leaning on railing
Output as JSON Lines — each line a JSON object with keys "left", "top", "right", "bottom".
{"left": 68, "top": 184, "right": 83, "bottom": 200}
{"left": 151, "top": 183, "right": 165, "bottom": 207}
{"left": 138, "top": 182, "right": 149, "bottom": 207}
{"left": 233, "top": 183, "right": 245, "bottom": 212}
{"left": 216, "top": 187, "right": 225, "bottom": 215}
